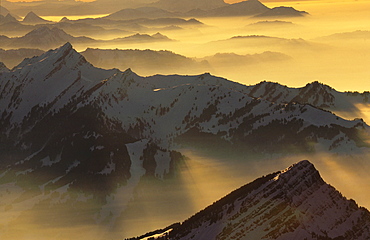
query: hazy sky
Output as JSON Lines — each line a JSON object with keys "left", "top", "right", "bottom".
{"left": 6, "top": 0, "right": 241, "bottom": 2}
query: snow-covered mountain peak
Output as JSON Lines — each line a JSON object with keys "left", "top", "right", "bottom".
{"left": 15, "top": 41, "right": 86, "bottom": 71}
{"left": 281, "top": 159, "right": 313, "bottom": 172}
{"left": 135, "top": 160, "right": 370, "bottom": 240}
{"left": 2, "top": 43, "right": 116, "bottom": 123}
{"left": 274, "top": 159, "right": 322, "bottom": 186}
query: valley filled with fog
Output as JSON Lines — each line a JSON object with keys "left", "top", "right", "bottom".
{"left": 0, "top": 0, "right": 370, "bottom": 239}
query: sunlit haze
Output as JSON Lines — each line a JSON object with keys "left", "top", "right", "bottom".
{"left": 30, "top": 0, "right": 370, "bottom": 92}
{"left": 1, "top": 0, "right": 370, "bottom": 239}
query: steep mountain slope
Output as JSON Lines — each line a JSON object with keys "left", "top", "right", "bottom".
{"left": 0, "top": 62, "right": 9, "bottom": 72}
{"left": 0, "top": 21, "right": 34, "bottom": 37}
{"left": 0, "top": 43, "right": 369, "bottom": 237}
{"left": 129, "top": 160, "right": 370, "bottom": 240}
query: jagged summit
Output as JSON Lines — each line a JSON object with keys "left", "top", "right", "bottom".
{"left": 23, "top": 11, "right": 51, "bottom": 24}
{"left": 16, "top": 42, "right": 86, "bottom": 71}
{"left": 130, "top": 160, "right": 370, "bottom": 240}
{"left": 303, "top": 80, "right": 334, "bottom": 90}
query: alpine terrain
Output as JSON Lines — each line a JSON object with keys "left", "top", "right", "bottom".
{"left": 0, "top": 43, "right": 369, "bottom": 238}
{"left": 128, "top": 160, "right": 370, "bottom": 240}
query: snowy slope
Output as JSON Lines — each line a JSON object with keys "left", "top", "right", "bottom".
{"left": 244, "top": 80, "right": 370, "bottom": 111}
{"left": 0, "top": 43, "right": 369, "bottom": 233}
{"left": 131, "top": 160, "right": 370, "bottom": 240}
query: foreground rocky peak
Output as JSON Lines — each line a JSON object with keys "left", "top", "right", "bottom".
{"left": 130, "top": 160, "right": 370, "bottom": 240}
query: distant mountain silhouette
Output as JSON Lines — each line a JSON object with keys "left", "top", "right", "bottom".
{"left": 149, "top": 0, "right": 227, "bottom": 12}
{"left": 110, "top": 32, "right": 173, "bottom": 43}
{"left": 22, "top": 11, "right": 52, "bottom": 24}
{"left": 0, "top": 6, "right": 10, "bottom": 16}
{"left": 81, "top": 48, "right": 209, "bottom": 75}
{"left": 0, "top": 48, "right": 44, "bottom": 68}
{"left": 0, "top": 27, "right": 172, "bottom": 50}
{"left": 247, "top": 20, "right": 295, "bottom": 27}
{"left": 317, "top": 30, "right": 370, "bottom": 41}
{"left": 208, "top": 0, "right": 270, "bottom": 17}
{"left": 0, "top": 27, "right": 96, "bottom": 50}
{"left": 104, "top": 7, "right": 176, "bottom": 20}
{"left": 254, "top": 6, "right": 308, "bottom": 18}
{"left": 0, "top": 13, "right": 18, "bottom": 24}
{"left": 202, "top": 51, "right": 291, "bottom": 67}
{"left": 0, "top": 21, "right": 34, "bottom": 35}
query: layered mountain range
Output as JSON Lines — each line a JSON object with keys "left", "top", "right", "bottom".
{"left": 0, "top": 43, "right": 369, "bottom": 237}
{"left": 128, "top": 160, "right": 370, "bottom": 240}
{"left": 0, "top": 26, "right": 172, "bottom": 50}
{"left": 2, "top": 0, "right": 308, "bottom": 19}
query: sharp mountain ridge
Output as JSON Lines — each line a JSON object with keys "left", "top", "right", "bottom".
{"left": 127, "top": 160, "right": 370, "bottom": 240}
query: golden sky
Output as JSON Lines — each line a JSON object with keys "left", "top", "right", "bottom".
{"left": 6, "top": 0, "right": 244, "bottom": 2}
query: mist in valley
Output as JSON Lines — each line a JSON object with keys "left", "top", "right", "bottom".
{"left": 1, "top": 0, "right": 370, "bottom": 239}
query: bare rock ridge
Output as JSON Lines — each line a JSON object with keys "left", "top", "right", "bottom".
{"left": 127, "top": 160, "right": 370, "bottom": 240}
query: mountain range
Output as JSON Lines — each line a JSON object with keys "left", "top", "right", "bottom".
{"left": 0, "top": 43, "right": 369, "bottom": 238}
{"left": 81, "top": 48, "right": 209, "bottom": 76}
{"left": 2, "top": 0, "right": 308, "bottom": 19}
{"left": 0, "top": 27, "right": 172, "bottom": 50}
